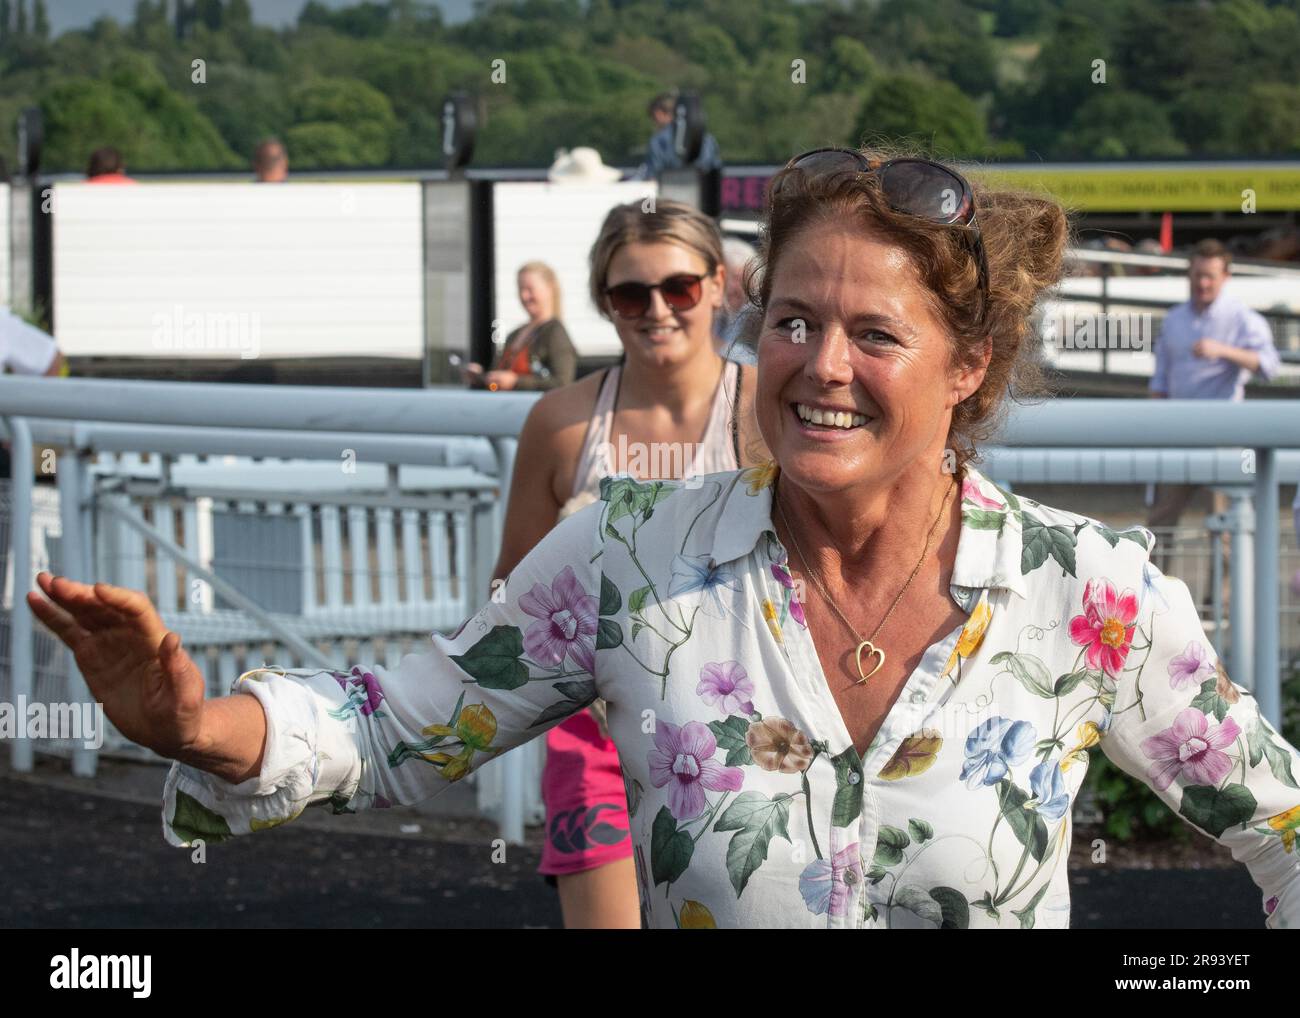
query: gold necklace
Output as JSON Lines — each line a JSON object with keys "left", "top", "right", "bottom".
{"left": 774, "top": 475, "right": 956, "bottom": 685}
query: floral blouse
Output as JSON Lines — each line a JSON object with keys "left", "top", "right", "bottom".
{"left": 162, "top": 464, "right": 1300, "bottom": 929}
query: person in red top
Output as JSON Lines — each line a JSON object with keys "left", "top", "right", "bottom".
{"left": 85, "top": 147, "right": 135, "bottom": 184}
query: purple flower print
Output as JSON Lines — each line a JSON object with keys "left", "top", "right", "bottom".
{"left": 518, "top": 566, "right": 600, "bottom": 674}
{"left": 770, "top": 564, "right": 807, "bottom": 628}
{"left": 799, "top": 841, "right": 863, "bottom": 917}
{"left": 1141, "top": 708, "right": 1241, "bottom": 791}
{"left": 697, "top": 661, "right": 756, "bottom": 716}
{"left": 647, "top": 720, "right": 744, "bottom": 820}
{"left": 1168, "top": 640, "right": 1215, "bottom": 691}
{"left": 959, "top": 717, "right": 1036, "bottom": 788}
{"left": 333, "top": 666, "right": 386, "bottom": 717}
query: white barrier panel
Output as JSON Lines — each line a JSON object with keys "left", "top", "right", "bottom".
{"left": 492, "top": 180, "right": 656, "bottom": 359}
{"left": 0, "top": 182, "right": 10, "bottom": 308}
{"left": 51, "top": 181, "right": 423, "bottom": 359}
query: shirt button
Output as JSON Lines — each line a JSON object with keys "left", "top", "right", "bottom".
{"left": 910, "top": 691, "right": 925, "bottom": 704}
{"left": 843, "top": 870, "right": 857, "bottom": 885}
{"left": 848, "top": 771, "right": 860, "bottom": 785}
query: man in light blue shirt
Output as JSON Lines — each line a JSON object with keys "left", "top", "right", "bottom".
{"left": 1147, "top": 239, "right": 1281, "bottom": 532}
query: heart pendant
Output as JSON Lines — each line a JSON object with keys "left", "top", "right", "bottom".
{"left": 854, "top": 640, "right": 885, "bottom": 684}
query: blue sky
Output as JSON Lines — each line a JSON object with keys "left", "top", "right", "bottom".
{"left": 42, "top": 0, "right": 477, "bottom": 35}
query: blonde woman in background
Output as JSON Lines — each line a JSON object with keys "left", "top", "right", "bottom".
{"left": 464, "top": 262, "right": 578, "bottom": 392}
{"left": 489, "top": 200, "right": 766, "bottom": 927}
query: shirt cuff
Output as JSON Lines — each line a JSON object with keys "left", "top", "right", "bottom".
{"left": 160, "top": 670, "right": 363, "bottom": 847}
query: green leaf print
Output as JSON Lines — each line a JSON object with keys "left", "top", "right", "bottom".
{"left": 831, "top": 747, "right": 865, "bottom": 826}
{"left": 527, "top": 679, "right": 597, "bottom": 728}
{"left": 171, "top": 790, "right": 233, "bottom": 844}
{"left": 1011, "top": 882, "right": 1051, "bottom": 929}
{"left": 990, "top": 651, "right": 1055, "bottom": 698}
{"left": 450, "top": 625, "right": 528, "bottom": 690}
{"left": 996, "top": 779, "right": 1050, "bottom": 863}
{"left": 1180, "top": 783, "right": 1257, "bottom": 838}
{"left": 651, "top": 806, "right": 694, "bottom": 887}
{"left": 628, "top": 585, "right": 651, "bottom": 614}
{"left": 714, "top": 792, "right": 792, "bottom": 897}
{"left": 1191, "top": 676, "right": 1232, "bottom": 723}
{"left": 872, "top": 825, "right": 911, "bottom": 867}
{"left": 709, "top": 716, "right": 754, "bottom": 767}
{"left": 1021, "top": 517, "right": 1077, "bottom": 577}
{"left": 1247, "top": 717, "right": 1300, "bottom": 789}
{"left": 1054, "top": 669, "right": 1090, "bottom": 697}
{"left": 599, "top": 573, "right": 621, "bottom": 617}
{"left": 929, "top": 886, "right": 971, "bottom": 929}
{"left": 596, "top": 618, "right": 624, "bottom": 650}
{"left": 895, "top": 886, "right": 943, "bottom": 926}
{"left": 908, "top": 818, "right": 934, "bottom": 843}
{"left": 963, "top": 508, "right": 1007, "bottom": 532}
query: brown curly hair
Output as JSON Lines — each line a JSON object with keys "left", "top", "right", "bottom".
{"left": 744, "top": 144, "right": 1070, "bottom": 467}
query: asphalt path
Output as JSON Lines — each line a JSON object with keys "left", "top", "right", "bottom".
{"left": 0, "top": 765, "right": 1265, "bottom": 929}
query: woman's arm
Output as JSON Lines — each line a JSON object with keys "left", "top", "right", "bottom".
{"left": 491, "top": 392, "right": 570, "bottom": 580}
{"left": 1098, "top": 564, "right": 1300, "bottom": 927}
{"left": 511, "top": 321, "right": 578, "bottom": 391}
{"left": 30, "top": 499, "right": 608, "bottom": 845}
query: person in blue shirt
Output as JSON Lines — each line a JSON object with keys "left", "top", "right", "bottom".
{"left": 633, "top": 93, "right": 721, "bottom": 181}
{"left": 1147, "top": 239, "right": 1281, "bottom": 535}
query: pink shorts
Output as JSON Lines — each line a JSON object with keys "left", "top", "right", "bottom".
{"left": 538, "top": 707, "right": 632, "bottom": 878}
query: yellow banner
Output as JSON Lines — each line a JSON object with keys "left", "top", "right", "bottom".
{"left": 971, "top": 165, "right": 1300, "bottom": 212}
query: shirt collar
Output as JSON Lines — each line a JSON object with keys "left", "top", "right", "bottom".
{"left": 708, "top": 462, "right": 1027, "bottom": 601}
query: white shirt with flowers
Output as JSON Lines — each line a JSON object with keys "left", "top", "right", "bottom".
{"left": 161, "top": 464, "right": 1300, "bottom": 929}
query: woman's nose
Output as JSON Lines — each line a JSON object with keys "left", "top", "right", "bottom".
{"left": 805, "top": 324, "right": 854, "bottom": 385}
{"left": 645, "top": 287, "right": 674, "bottom": 320}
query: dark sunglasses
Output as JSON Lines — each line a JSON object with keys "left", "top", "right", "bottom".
{"left": 774, "top": 148, "right": 989, "bottom": 298}
{"left": 604, "top": 273, "right": 706, "bottom": 319}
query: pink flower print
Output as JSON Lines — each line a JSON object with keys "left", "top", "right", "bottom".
{"left": 770, "top": 564, "right": 807, "bottom": 627}
{"left": 799, "top": 840, "right": 863, "bottom": 917}
{"left": 647, "top": 720, "right": 744, "bottom": 820}
{"left": 697, "top": 661, "right": 756, "bottom": 716}
{"left": 962, "top": 477, "right": 1004, "bottom": 510}
{"left": 518, "top": 565, "right": 600, "bottom": 674}
{"left": 1168, "top": 640, "right": 1215, "bottom": 691}
{"left": 1068, "top": 578, "right": 1139, "bottom": 678}
{"left": 1141, "top": 708, "right": 1242, "bottom": 791}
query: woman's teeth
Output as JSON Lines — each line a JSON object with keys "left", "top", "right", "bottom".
{"left": 646, "top": 326, "right": 678, "bottom": 337}
{"left": 795, "top": 403, "right": 867, "bottom": 429}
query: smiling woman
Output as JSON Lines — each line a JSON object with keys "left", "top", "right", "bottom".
{"left": 27, "top": 147, "right": 1300, "bottom": 930}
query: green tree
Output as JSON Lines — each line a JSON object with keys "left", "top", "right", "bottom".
{"left": 290, "top": 76, "right": 397, "bottom": 165}
{"left": 1056, "top": 89, "right": 1187, "bottom": 159}
{"left": 855, "top": 72, "right": 990, "bottom": 157}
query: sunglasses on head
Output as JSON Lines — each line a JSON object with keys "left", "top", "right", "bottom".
{"left": 604, "top": 273, "right": 706, "bottom": 319}
{"left": 774, "top": 148, "right": 989, "bottom": 298}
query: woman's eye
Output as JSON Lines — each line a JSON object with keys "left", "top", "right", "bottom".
{"left": 859, "top": 329, "right": 896, "bottom": 345}
{"left": 774, "top": 317, "right": 812, "bottom": 337}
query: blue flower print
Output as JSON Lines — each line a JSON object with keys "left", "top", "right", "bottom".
{"left": 959, "top": 717, "right": 1036, "bottom": 788}
{"left": 1027, "top": 760, "right": 1070, "bottom": 821}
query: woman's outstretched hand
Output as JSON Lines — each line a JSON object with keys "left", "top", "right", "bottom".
{"left": 27, "top": 572, "right": 207, "bottom": 761}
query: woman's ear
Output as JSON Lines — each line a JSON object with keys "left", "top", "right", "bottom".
{"left": 950, "top": 336, "right": 993, "bottom": 407}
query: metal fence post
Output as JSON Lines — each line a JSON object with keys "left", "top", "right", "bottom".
{"left": 1226, "top": 490, "right": 1254, "bottom": 696}
{"left": 1254, "top": 448, "right": 1281, "bottom": 725}
{"left": 4, "top": 416, "right": 34, "bottom": 771}
{"left": 56, "top": 446, "right": 98, "bottom": 777}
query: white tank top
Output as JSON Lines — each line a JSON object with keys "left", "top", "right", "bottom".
{"left": 558, "top": 361, "right": 740, "bottom": 520}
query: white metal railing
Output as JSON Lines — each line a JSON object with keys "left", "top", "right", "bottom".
{"left": 4, "top": 379, "right": 1300, "bottom": 839}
